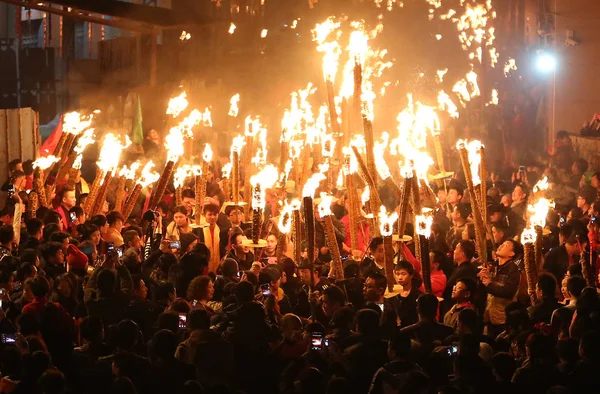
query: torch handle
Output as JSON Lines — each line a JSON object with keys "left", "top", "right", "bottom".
{"left": 383, "top": 235, "right": 395, "bottom": 292}
{"left": 293, "top": 209, "right": 303, "bottom": 264}
{"left": 324, "top": 215, "right": 344, "bottom": 280}
{"left": 149, "top": 161, "right": 175, "bottom": 210}
{"left": 114, "top": 176, "right": 127, "bottom": 213}
{"left": 303, "top": 196, "right": 315, "bottom": 291}
{"left": 524, "top": 242, "right": 538, "bottom": 305}
{"left": 122, "top": 184, "right": 142, "bottom": 220}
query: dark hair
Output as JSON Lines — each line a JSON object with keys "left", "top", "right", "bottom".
{"left": 115, "top": 320, "right": 140, "bottom": 350}
{"left": 155, "top": 281, "right": 175, "bottom": 302}
{"left": 122, "top": 230, "right": 139, "bottom": 248}
{"left": 0, "top": 225, "right": 14, "bottom": 245}
{"left": 188, "top": 309, "right": 210, "bottom": 331}
{"left": 8, "top": 159, "right": 21, "bottom": 173}
{"left": 89, "top": 215, "right": 107, "bottom": 228}
{"left": 537, "top": 274, "right": 556, "bottom": 298}
{"left": 455, "top": 203, "right": 471, "bottom": 220}
{"left": 355, "top": 309, "right": 380, "bottom": 336}
{"left": 16, "top": 263, "right": 35, "bottom": 282}
{"left": 567, "top": 275, "right": 586, "bottom": 298}
{"left": 69, "top": 205, "right": 84, "bottom": 218}
{"left": 504, "top": 239, "right": 524, "bottom": 259}
{"left": 30, "top": 276, "right": 50, "bottom": 298}
{"left": 0, "top": 270, "right": 13, "bottom": 286}
{"left": 416, "top": 293, "right": 438, "bottom": 319}
{"left": 491, "top": 352, "right": 516, "bottom": 382}
{"left": 368, "top": 237, "right": 384, "bottom": 253}
{"left": 456, "top": 277, "right": 477, "bottom": 298}
{"left": 179, "top": 232, "right": 199, "bottom": 254}
{"left": 235, "top": 281, "right": 255, "bottom": 303}
{"left": 49, "top": 231, "right": 69, "bottom": 244}
{"left": 39, "top": 241, "right": 63, "bottom": 263}
{"left": 25, "top": 218, "right": 44, "bottom": 236}
{"left": 366, "top": 272, "right": 387, "bottom": 291}
{"left": 59, "top": 187, "right": 75, "bottom": 200}
{"left": 97, "top": 269, "right": 117, "bottom": 295}
{"left": 106, "top": 211, "right": 125, "bottom": 226}
{"left": 42, "top": 223, "right": 60, "bottom": 241}
{"left": 20, "top": 249, "right": 38, "bottom": 265}
{"left": 526, "top": 332, "right": 554, "bottom": 360}
{"left": 323, "top": 285, "right": 346, "bottom": 305}
{"left": 36, "top": 206, "right": 50, "bottom": 220}
{"left": 394, "top": 259, "right": 415, "bottom": 275}
{"left": 79, "top": 316, "right": 104, "bottom": 342}
{"left": 181, "top": 189, "right": 195, "bottom": 199}
{"left": 457, "top": 240, "right": 476, "bottom": 261}
{"left": 225, "top": 205, "right": 242, "bottom": 216}
{"left": 172, "top": 205, "right": 188, "bottom": 216}
{"left": 574, "top": 158, "right": 589, "bottom": 174}
{"left": 579, "top": 185, "right": 597, "bottom": 205}
{"left": 203, "top": 203, "right": 219, "bottom": 215}
{"left": 79, "top": 223, "right": 100, "bottom": 241}
{"left": 221, "top": 258, "right": 239, "bottom": 278}
{"left": 556, "top": 130, "right": 570, "bottom": 139}
{"left": 389, "top": 332, "right": 412, "bottom": 358}
{"left": 43, "top": 211, "right": 62, "bottom": 226}
{"left": 39, "top": 369, "right": 66, "bottom": 394}
{"left": 151, "top": 329, "right": 178, "bottom": 360}
{"left": 458, "top": 308, "right": 479, "bottom": 332}
{"left": 567, "top": 264, "right": 582, "bottom": 278}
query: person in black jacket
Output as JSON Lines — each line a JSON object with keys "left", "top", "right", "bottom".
{"left": 543, "top": 234, "right": 585, "bottom": 285}
{"left": 528, "top": 274, "right": 561, "bottom": 324}
{"left": 147, "top": 330, "right": 196, "bottom": 394}
{"left": 443, "top": 240, "right": 478, "bottom": 314}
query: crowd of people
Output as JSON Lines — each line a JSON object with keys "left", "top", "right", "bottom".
{"left": 0, "top": 130, "right": 598, "bottom": 394}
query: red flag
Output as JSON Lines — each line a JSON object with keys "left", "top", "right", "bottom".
{"left": 39, "top": 116, "right": 63, "bottom": 156}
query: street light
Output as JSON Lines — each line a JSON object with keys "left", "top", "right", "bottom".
{"left": 536, "top": 53, "right": 557, "bottom": 73}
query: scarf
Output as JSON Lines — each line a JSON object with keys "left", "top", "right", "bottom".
{"left": 203, "top": 224, "right": 221, "bottom": 274}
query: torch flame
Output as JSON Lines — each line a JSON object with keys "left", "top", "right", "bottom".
{"left": 166, "top": 91, "right": 188, "bottom": 118}
{"left": 97, "top": 133, "right": 131, "bottom": 173}
{"left": 279, "top": 199, "right": 301, "bottom": 234}
{"left": 32, "top": 155, "right": 60, "bottom": 170}
{"left": 63, "top": 111, "right": 94, "bottom": 135}
{"left": 528, "top": 197, "right": 555, "bottom": 228}
{"left": 302, "top": 173, "right": 326, "bottom": 198}
{"left": 250, "top": 164, "right": 279, "bottom": 210}
{"left": 520, "top": 227, "right": 537, "bottom": 244}
{"left": 173, "top": 165, "right": 192, "bottom": 189}
{"left": 119, "top": 162, "right": 141, "bottom": 180}
{"left": 72, "top": 128, "right": 96, "bottom": 170}
{"left": 374, "top": 132, "right": 392, "bottom": 180}
{"left": 260, "top": 29, "right": 268, "bottom": 38}
{"left": 456, "top": 139, "right": 483, "bottom": 186}
{"left": 533, "top": 176, "right": 549, "bottom": 194}
{"left": 229, "top": 94, "right": 240, "bottom": 117}
{"left": 139, "top": 161, "right": 160, "bottom": 188}
{"left": 222, "top": 163, "right": 232, "bottom": 179}
{"left": 229, "top": 23, "right": 236, "bottom": 34}
{"left": 202, "top": 144, "right": 213, "bottom": 163}
{"left": 361, "top": 186, "right": 370, "bottom": 206}
{"left": 318, "top": 192, "right": 334, "bottom": 217}
{"left": 165, "top": 126, "right": 185, "bottom": 162}
{"left": 378, "top": 206, "right": 399, "bottom": 237}
{"left": 415, "top": 212, "right": 434, "bottom": 237}
{"left": 230, "top": 134, "right": 245, "bottom": 156}
{"left": 202, "top": 108, "right": 213, "bottom": 128}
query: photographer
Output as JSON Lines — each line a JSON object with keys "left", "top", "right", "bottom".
{"left": 479, "top": 240, "right": 523, "bottom": 339}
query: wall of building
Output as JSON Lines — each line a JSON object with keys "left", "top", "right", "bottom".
{"left": 551, "top": 0, "right": 600, "bottom": 136}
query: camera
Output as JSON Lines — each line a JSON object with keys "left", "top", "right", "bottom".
{"left": 591, "top": 216, "right": 597, "bottom": 225}
{"left": 1, "top": 333, "right": 16, "bottom": 344}
{"left": 7, "top": 184, "right": 14, "bottom": 199}
{"left": 260, "top": 283, "right": 271, "bottom": 296}
{"left": 169, "top": 241, "right": 181, "bottom": 249}
{"left": 178, "top": 313, "right": 187, "bottom": 329}
{"left": 311, "top": 332, "right": 324, "bottom": 350}
{"left": 447, "top": 345, "right": 458, "bottom": 356}
{"left": 70, "top": 212, "right": 77, "bottom": 221}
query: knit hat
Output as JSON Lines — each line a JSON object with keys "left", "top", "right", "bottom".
{"left": 67, "top": 244, "right": 88, "bottom": 271}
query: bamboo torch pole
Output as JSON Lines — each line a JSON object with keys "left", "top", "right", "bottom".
{"left": 379, "top": 207, "right": 398, "bottom": 293}
{"left": 457, "top": 144, "right": 487, "bottom": 263}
